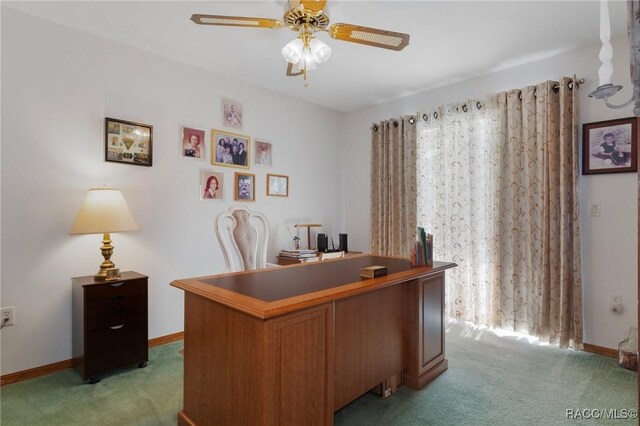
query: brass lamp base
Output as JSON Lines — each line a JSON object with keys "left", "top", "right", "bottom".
{"left": 93, "top": 232, "right": 121, "bottom": 281}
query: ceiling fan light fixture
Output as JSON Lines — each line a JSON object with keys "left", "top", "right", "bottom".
{"left": 302, "top": 49, "right": 316, "bottom": 70}
{"left": 310, "top": 38, "right": 331, "bottom": 63}
{"left": 282, "top": 38, "right": 304, "bottom": 64}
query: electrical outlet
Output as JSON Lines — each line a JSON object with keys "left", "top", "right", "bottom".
{"left": 610, "top": 294, "right": 622, "bottom": 305}
{"left": 609, "top": 294, "right": 623, "bottom": 314}
{"left": 1, "top": 307, "right": 15, "bottom": 326}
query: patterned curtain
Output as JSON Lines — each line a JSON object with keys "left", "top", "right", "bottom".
{"left": 491, "top": 78, "right": 582, "bottom": 348}
{"left": 417, "top": 77, "right": 583, "bottom": 348}
{"left": 370, "top": 116, "right": 417, "bottom": 257}
{"left": 417, "top": 102, "right": 498, "bottom": 327}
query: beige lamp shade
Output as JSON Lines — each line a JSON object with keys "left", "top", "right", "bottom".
{"left": 70, "top": 188, "right": 139, "bottom": 235}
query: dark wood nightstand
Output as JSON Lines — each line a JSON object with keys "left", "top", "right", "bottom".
{"left": 72, "top": 271, "right": 148, "bottom": 384}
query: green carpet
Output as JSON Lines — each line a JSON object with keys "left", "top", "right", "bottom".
{"left": 1, "top": 322, "right": 636, "bottom": 425}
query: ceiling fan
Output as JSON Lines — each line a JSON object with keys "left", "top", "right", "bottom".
{"left": 190, "top": 0, "right": 410, "bottom": 85}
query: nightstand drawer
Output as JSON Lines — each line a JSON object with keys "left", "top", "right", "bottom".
{"left": 85, "top": 279, "right": 147, "bottom": 314}
{"left": 84, "top": 320, "right": 148, "bottom": 378}
{"left": 86, "top": 306, "right": 148, "bottom": 332}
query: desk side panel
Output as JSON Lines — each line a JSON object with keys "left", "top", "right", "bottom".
{"left": 182, "top": 292, "right": 267, "bottom": 426}
{"left": 265, "top": 303, "right": 335, "bottom": 426}
{"left": 404, "top": 273, "right": 447, "bottom": 389}
{"left": 333, "top": 284, "right": 406, "bottom": 410}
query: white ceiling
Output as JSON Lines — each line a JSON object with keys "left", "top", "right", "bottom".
{"left": 4, "top": 1, "right": 629, "bottom": 112}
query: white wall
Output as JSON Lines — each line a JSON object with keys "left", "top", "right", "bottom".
{"left": 0, "top": 8, "right": 342, "bottom": 375}
{"left": 339, "top": 36, "right": 638, "bottom": 350}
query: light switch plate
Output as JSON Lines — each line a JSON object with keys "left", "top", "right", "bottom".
{"left": 589, "top": 203, "right": 601, "bottom": 217}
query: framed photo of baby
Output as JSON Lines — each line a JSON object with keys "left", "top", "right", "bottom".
{"left": 255, "top": 140, "right": 272, "bottom": 166}
{"left": 181, "top": 127, "right": 205, "bottom": 159}
{"left": 200, "top": 171, "right": 224, "bottom": 201}
{"left": 211, "top": 129, "right": 250, "bottom": 169}
{"left": 583, "top": 117, "right": 638, "bottom": 175}
{"left": 234, "top": 172, "right": 255, "bottom": 201}
{"left": 222, "top": 98, "right": 243, "bottom": 130}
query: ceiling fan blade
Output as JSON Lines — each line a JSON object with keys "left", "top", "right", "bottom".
{"left": 286, "top": 62, "right": 304, "bottom": 77}
{"left": 328, "top": 23, "right": 410, "bottom": 51}
{"left": 191, "top": 14, "right": 284, "bottom": 29}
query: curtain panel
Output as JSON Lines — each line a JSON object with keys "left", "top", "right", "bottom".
{"left": 415, "top": 77, "right": 583, "bottom": 348}
{"left": 490, "top": 78, "right": 582, "bottom": 348}
{"left": 370, "top": 116, "right": 417, "bottom": 257}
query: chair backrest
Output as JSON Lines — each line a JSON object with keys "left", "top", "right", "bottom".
{"left": 215, "top": 205, "right": 270, "bottom": 273}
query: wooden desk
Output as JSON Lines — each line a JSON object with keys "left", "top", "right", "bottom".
{"left": 171, "top": 256, "right": 456, "bottom": 426}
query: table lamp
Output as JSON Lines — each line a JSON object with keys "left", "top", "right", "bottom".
{"left": 70, "top": 187, "right": 139, "bottom": 281}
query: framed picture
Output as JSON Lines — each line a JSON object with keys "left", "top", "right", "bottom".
{"left": 583, "top": 117, "right": 638, "bottom": 174}
{"left": 211, "top": 129, "right": 250, "bottom": 169}
{"left": 105, "top": 117, "right": 152, "bottom": 167}
{"left": 255, "top": 140, "right": 273, "bottom": 166}
{"left": 181, "top": 126, "right": 206, "bottom": 159}
{"left": 234, "top": 172, "right": 255, "bottom": 201}
{"left": 200, "top": 171, "right": 224, "bottom": 201}
{"left": 267, "top": 174, "right": 289, "bottom": 197}
{"left": 222, "top": 98, "right": 243, "bottom": 130}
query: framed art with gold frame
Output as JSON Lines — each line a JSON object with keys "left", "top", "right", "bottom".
{"left": 211, "top": 129, "right": 250, "bottom": 169}
{"left": 234, "top": 172, "right": 255, "bottom": 201}
{"left": 266, "top": 174, "right": 289, "bottom": 197}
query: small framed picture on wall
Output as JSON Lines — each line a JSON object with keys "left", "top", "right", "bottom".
{"left": 234, "top": 172, "right": 255, "bottom": 201}
{"left": 222, "top": 98, "right": 243, "bottom": 130}
{"left": 181, "top": 127, "right": 206, "bottom": 159}
{"left": 255, "top": 140, "right": 273, "bottom": 166}
{"left": 583, "top": 117, "right": 638, "bottom": 175}
{"left": 105, "top": 117, "right": 153, "bottom": 167}
{"left": 211, "top": 129, "right": 250, "bottom": 169}
{"left": 266, "top": 174, "right": 289, "bottom": 197}
{"left": 200, "top": 171, "right": 224, "bottom": 201}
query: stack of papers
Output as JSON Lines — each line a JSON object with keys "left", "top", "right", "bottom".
{"left": 279, "top": 249, "right": 317, "bottom": 259}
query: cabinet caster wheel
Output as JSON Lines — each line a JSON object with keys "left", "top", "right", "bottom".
{"left": 89, "top": 377, "right": 101, "bottom": 384}
{"left": 138, "top": 362, "right": 148, "bottom": 368}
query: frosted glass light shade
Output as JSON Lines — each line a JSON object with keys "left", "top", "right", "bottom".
{"left": 302, "top": 49, "right": 316, "bottom": 70}
{"left": 70, "top": 188, "right": 139, "bottom": 235}
{"left": 310, "top": 38, "right": 331, "bottom": 64}
{"left": 282, "top": 38, "right": 304, "bottom": 64}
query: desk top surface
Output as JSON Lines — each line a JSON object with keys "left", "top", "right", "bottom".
{"left": 171, "top": 255, "right": 456, "bottom": 319}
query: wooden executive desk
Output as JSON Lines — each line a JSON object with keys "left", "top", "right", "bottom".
{"left": 171, "top": 255, "right": 456, "bottom": 426}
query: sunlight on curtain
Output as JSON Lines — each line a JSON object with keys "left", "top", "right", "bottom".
{"left": 417, "top": 78, "right": 582, "bottom": 348}
{"left": 417, "top": 103, "right": 498, "bottom": 326}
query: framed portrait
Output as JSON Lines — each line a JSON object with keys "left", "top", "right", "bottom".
{"left": 105, "top": 118, "right": 152, "bottom": 167}
{"left": 222, "top": 98, "right": 243, "bottom": 130}
{"left": 200, "top": 171, "right": 224, "bottom": 201}
{"left": 181, "top": 126, "right": 206, "bottom": 159}
{"left": 211, "top": 129, "right": 250, "bottom": 169}
{"left": 234, "top": 172, "right": 255, "bottom": 201}
{"left": 267, "top": 174, "right": 289, "bottom": 197}
{"left": 255, "top": 140, "right": 273, "bottom": 166}
{"left": 583, "top": 117, "right": 638, "bottom": 175}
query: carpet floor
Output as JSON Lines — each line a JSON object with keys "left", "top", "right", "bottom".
{"left": 1, "top": 321, "right": 636, "bottom": 425}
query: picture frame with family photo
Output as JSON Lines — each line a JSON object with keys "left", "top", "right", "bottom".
{"left": 234, "top": 172, "right": 255, "bottom": 202}
{"left": 211, "top": 129, "right": 250, "bottom": 169}
{"left": 582, "top": 117, "right": 638, "bottom": 175}
{"left": 254, "top": 140, "right": 273, "bottom": 167}
{"left": 181, "top": 126, "right": 206, "bottom": 160}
